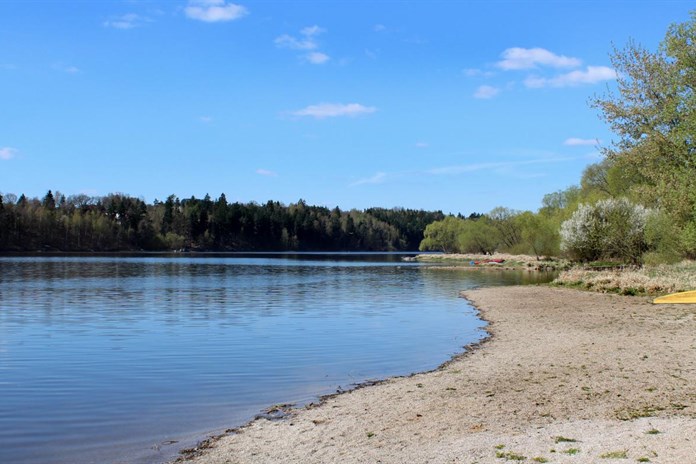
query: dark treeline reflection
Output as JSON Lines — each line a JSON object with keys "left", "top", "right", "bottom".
{"left": 0, "top": 191, "right": 444, "bottom": 252}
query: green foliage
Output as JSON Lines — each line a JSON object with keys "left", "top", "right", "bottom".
{"left": 458, "top": 217, "right": 500, "bottom": 254}
{"left": 488, "top": 207, "right": 524, "bottom": 251}
{"left": 366, "top": 207, "right": 444, "bottom": 250}
{"left": 419, "top": 207, "right": 563, "bottom": 257}
{"left": 591, "top": 12, "right": 696, "bottom": 226}
{"left": 680, "top": 220, "right": 696, "bottom": 258}
{"left": 540, "top": 186, "right": 581, "bottom": 219}
{"left": 515, "top": 211, "right": 560, "bottom": 258}
{"left": 420, "top": 216, "right": 466, "bottom": 253}
{"left": 0, "top": 191, "right": 442, "bottom": 252}
{"left": 419, "top": 215, "right": 502, "bottom": 254}
{"left": 643, "top": 211, "right": 682, "bottom": 264}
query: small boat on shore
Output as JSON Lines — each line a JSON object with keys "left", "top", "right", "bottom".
{"left": 653, "top": 290, "right": 696, "bottom": 304}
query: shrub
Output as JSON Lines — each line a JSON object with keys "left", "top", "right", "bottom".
{"left": 560, "top": 198, "right": 653, "bottom": 263}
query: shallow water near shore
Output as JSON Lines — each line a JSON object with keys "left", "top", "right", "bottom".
{"left": 0, "top": 254, "right": 554, "bottom": 464}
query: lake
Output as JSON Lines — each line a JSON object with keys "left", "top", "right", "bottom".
{"left": 0, "top": 254, "right": 554, "bottom": 464}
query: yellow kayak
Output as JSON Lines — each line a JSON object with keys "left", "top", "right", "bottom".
{"left": 653, "top": 290, "right": 696, "bottom": 304}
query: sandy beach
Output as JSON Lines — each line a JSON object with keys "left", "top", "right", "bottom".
{"left": 178, "top": 286, "right": 696, "bottom": 463}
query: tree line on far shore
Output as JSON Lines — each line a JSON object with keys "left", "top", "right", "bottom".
{"left": 421, "top": 12, "right": 696, "bottom": 265}
{"left": 0, "top": 191, "right": 445, "bottom": 252}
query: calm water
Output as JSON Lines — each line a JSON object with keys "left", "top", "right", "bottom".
{"left": 0, "top": 254, "right": 554, "bottom": 464}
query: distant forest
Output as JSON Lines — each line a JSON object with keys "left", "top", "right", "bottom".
{"left": 0, "top": 191, "right": 447, "bottom": 252}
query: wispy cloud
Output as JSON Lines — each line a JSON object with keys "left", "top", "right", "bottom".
{"left": 473, "top": 85, "right": 500, "bottom": 99}
{"left": 564, "top": 137, "right": 601, "bottom": 146}
{"left": 185, "top": 0, "right": 248, "bottom": 22}
{"left": 463, "top": 68, "right": 495, "bottom": 78}
{"left": 103, "top": 13, "right": 151, "bottom": 29}
{"left": 291, "top": 103, "right": 377, "bottom": 119}
{"left": 351, "top": 172, "right": 387, "bottom": 186}
{"left": 199, "top": 116, "right": 213, "bottom": 123}
{"left": 427, "top": 156, "right": 578, "bottom": 175}
{"left": 306, "top": 52, "right": 330, "bottom": 64}
{"left": 525, "top": 66, "right": 617, "bottom": 88}
{"left": 256, "top": 168, "right": 278, "bottom": 177}
{"left": 373, "top": 24, "right": 387, "bottom": 32}
{"left": 415, "top": 142, "right": 429, "bottom": 148}
{"left": 497, "top": 47, "right": 581, "bottom": 70}
{"left": 276, "top": 26, "right": 331, "bottom": 65}
{"left": 0, "top": 147, "right": 18, "bottom": 161}
{"left": 53, "top": 64, "right": 80, "bottom": 74}
{"left": 275, "top": 26, "right": 324, "bottom": 50}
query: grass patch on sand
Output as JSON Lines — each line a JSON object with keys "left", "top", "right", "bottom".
{"left": 600, "top": 450, "right": 628, "bottom": 459}
{"left": 553, "top": 260, "right": 696, "bottom": 296}
{"left": 415, "top": 253, "right": 568, "bottom": 271}
{"left": 616, "top": 406, "right": 664, "bottom": 421}
{"left": 495, "top": 450, "right": 527, "bottom": 461}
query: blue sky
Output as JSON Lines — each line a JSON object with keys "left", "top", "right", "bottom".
{"left": 1, "top": 1, "right": 693, "bottom": 215}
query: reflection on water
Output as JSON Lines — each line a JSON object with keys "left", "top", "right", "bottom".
{"left": 0, "top": 256, "right": 554, "bottom": 464}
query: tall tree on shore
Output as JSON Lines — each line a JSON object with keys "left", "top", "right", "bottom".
{"left": 591, "top": 11, "right": 696, "bottom": 229}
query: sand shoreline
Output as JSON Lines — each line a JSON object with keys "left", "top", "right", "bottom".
{"left": 177, "top": 286, "right": 696, "bottom": 463}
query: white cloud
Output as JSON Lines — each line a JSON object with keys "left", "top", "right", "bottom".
{"left": 256, "top": 169, "right": 278, "bottom": 177}
{"left": 103, "top": 13, "right": 150, "bottom": 29}
{"left": 473, "top": 85, "right": 500, "bottom": 99}
{"left": 291, "top": 103, "right": 377, "bottom": 119}
{"left": 351, "top": 172, "right": 387, "bottom": 186}
{"left": 564, "top": 137, "right": 600, "bottom": 146}
{"left": 199, "top": 116, "right": 213, "bottom": 123}
{"left": 185, "top": 0, "right": 248, "bottom": 22}
{"left": 373, "top": 24, "right": 386, "bottom": 32}
{"left": 416, "top": 142, "right": 429, "bottom": 148}
{"left": 525, "top": 66, "right": 617, "bottom": 88}
{"left": 301, "top": 25, "right": 324, "bottom": 37}
{"left": 275, "top": 25, "right": 324, "bottom": 50}
{"left": 0, "top": 147, "right": 17, "bottom": 160}
{"left": 497, "top": 47, "right": 582, "bottom": 70}
{"left": 463, "top": 68, "right": 495, "bottom": 78}
{"left": 275, "top": 34, "right": 316, "bottom": 50}
{"left": 428, "top": 157, "right": 578, "bottom": 175}
{"left": 305, "top": 52, "right": 330, "bottom": 64}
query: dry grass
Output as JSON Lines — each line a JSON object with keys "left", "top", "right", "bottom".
{"left": 553, "top": 260, "right": 696, "bottom": 295}
{"left": 416, "top": 253, "right": 569, "bottom": 270}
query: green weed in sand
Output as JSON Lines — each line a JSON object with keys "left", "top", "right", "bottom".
{"left": 495, "top": 450, "right": 527, "bottom": 461}
{"left": 554, "top": 436, "right": 578, "bottom": 443}
{"left": 600, "top": 450, "right": 628, "bottom": 459}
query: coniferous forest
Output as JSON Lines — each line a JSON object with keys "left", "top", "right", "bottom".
{"left": 0, "top": 190, "right": 445, "bottom": 252}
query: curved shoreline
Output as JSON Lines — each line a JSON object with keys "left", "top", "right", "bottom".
{"left": 176, "top": 286, "right": 696, "bottom": 463}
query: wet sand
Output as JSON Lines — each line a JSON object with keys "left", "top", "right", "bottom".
{"left": 178, "top": 286, "right": 696, "bottom": 463}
